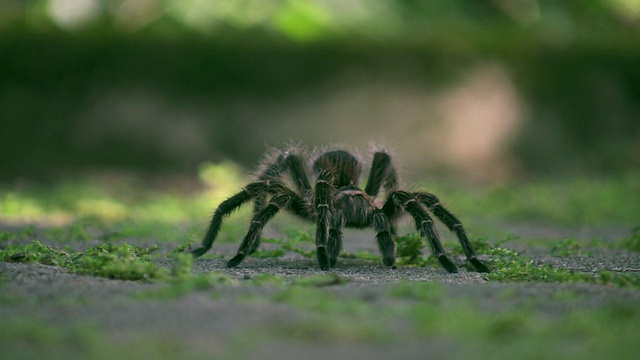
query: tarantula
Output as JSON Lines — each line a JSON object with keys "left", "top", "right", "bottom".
{"left": 190, "top": 146, "right": 489, "bottom": 273}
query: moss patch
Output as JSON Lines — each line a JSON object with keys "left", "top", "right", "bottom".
{"left": 1, "top": 241, "right": 168, "bottom": 281}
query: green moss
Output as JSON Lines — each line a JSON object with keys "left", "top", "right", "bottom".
{"left": 0, "top": 319, "right": 201, "bottom": 360}
{"left": 0, "top": 320, "right": 99, "bottom": 360}
{"left": 291, "top": 273, "right": 348, "bottom": 287}
{"left": 246, "top": 274, "right": 287, "bottom": 286}
{"left": 388, "top": 281, "right": 443, "bottom": 301}
{"left": 262, "top": 279, "right": 640, "bottom": 355}
{"left": 147, "top": 272, "right": 350, "bottom": 301}
{"left": 0, "top": 241, "right": 168, "bottom": 281}
{"left": 487, "top": 247, "right": 640, "bottom": 287}
{"left": 0, "top": 240, "right": 74, "bottom": 267}
{"left": 74, "top": 244, "right": 167, "bottom": 281}
{"left": 272, "top": 286, "right": 368, "bottom": 316}
{"left": 142, "top": 272, "right": 238, "bottom": 300}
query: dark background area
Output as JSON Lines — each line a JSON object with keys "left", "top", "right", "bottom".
{"left": 1, "top": 0, "right": 639, "bottom": 183}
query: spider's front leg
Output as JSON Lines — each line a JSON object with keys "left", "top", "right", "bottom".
{"left": 327, "top": 210, "right": 344, "bottom": 268}
{"left": 372, "top": 209, "right": 397, "bottom": 268}
{"left": 191, "top": 181, "right": 268, "bottom": 257}
{"left": 314, "top": 171, "right": 333, "bottom": 271}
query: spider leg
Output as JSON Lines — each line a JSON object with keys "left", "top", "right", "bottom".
{"left": 314, "top": 170, "right": 333, "bottom": 271}
{"left": 415, "top": 193, "right": 490, "bottom": 273}
{"left": 191, "top": 181, "right": 270, "bottom": 257}
{"left": 254, "top": 150, "right": 312, "bottom": 214}
{"left": 227, "top": 191, "right": 298, "bottom": 268}
{"left": 328, "top": 229, "right": 343, "bottom": 267}
{"left": 365, "top": 150, "right": 399, "bottom": 197}
{"left": 385, "top": 191, "right": 459, "bottom": 273}
{"left": 284, "top": 153, "right": 312, "bottom": 195}
{"left": 253, "top": 153, "right": 285, "bottom": 215}
{"left": 327, "top": 210, "right": 344, "bottom": 267}
{"left": 372, "top": 209, "right": 397, "bottom": 268}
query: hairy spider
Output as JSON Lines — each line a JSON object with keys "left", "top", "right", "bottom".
{"left": 190, "top": 146, "right": 490, "bottom": 273}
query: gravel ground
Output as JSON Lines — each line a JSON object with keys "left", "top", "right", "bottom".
{"left": 1, "top": 224, "right": 640, "bottom": 359}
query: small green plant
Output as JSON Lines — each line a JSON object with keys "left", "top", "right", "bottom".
{"left": 170, "top": 252, "right": 194, "bottom": 280}
{"left": 171, "top": 239, "right": 196, "bottom": 254}
{"left": 617, "top": 226, "right": 640, "bottom": 252}
{"left": 395, "top": 234, "right": 425, "bottom": 265}
{"left": 551, "top": 238, "right": 584, "bottom": 256}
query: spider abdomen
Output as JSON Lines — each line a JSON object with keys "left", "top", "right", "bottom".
{"left": 312, "top": 150, "right": 361, "bottom": 188}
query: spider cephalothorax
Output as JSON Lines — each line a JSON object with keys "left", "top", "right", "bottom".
{"left": 190, "top": 146, "right": 490, "bottom": 273}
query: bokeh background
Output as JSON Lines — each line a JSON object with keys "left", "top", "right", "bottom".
{"left": 1, "top": 0, "right": 639, "bottom": 184}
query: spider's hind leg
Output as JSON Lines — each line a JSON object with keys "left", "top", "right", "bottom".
{"left": 415, "top": 193, "right": 490, "bottom": 273}
{"left": 385, "top": 191, "right": 458, "bottom": 273}
{"left": 365, "top": 150, "right": 399, "bottom": 197}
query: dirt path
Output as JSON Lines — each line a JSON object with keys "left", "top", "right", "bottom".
{"left": 1, "top": 225, "right": 640, "bottom": 360}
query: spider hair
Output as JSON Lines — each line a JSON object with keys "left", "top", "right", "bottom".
{"left": 190, "top": 144, "right": 489, "bottom": 273}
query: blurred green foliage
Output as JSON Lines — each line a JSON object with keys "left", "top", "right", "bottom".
{"left": 2, "top": 0, "right": 639, "bottom": 43}
{"left": 0, "top": 0, "right": 639, "bottom": 178}
{"left": 1, "top": 165, "right": 639, "bottom": 237}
